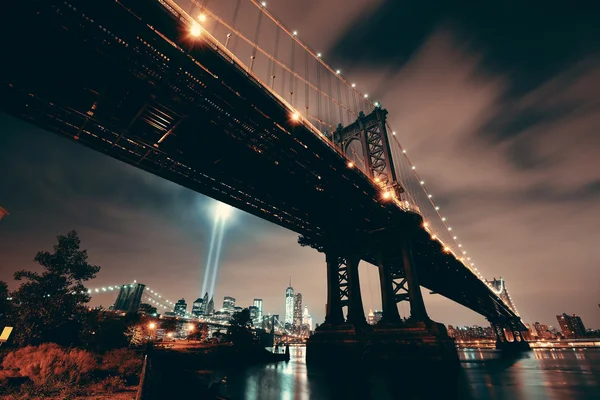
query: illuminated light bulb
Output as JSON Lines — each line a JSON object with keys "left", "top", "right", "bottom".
{"left": 148, "top": 322, "right": 156, "bottom": 330}
{"left": 412, "top": 166, "right": 416, "bottom": 170}
{"left": 444, "top": 247, "right": 451, "bottom": 252}
{"left": 374, "top": 101, "right": 380, "bottom": 107}
{"left": 428, "top": 194, "right": 432, "bottom": 198}
{"left": 198, "top": 14, "right": 207, "bottom": 22}
{"left": 393, "top": 131, "right": 396, "bottom": 135}
{"left": 442, "top": 217, "right": 446, "bottom": 221}
{"left": 382, "top": 191, "right": 391, "bottom": 200}
{"left": 364, "top": 94, "right": 369, "bottom": 98}
{"left": 374, "top": 177, "right": 380, "bottom": 183}
{"left": 403, "top": 149, "right": 406, "bottom": 153}
{"left": 448, "top": 227, "right": 452, "bottom": 231}
{"left": 435, "top": 206, "right": 440, "bottom": 210}
{"left": 190, "top": 23, "right": 202, "bottom": 37}
{"left": 292, "top": 30, "right": 298, "bottom": 36}
{"left": 317, "top": 53, "right": 322, "bottom": 58}
{"left": 458, "top": 244, "right": 462, "bottom": 247}
{"left": 351, "top": 83, "right": 356, "bottom": 88}
{"left": 261, "top": 1, "right": 267, "bottom": 6}
{"left": 291, "top": 111, "right": 300, "bottom": 121}
{"left": 431, "top": 235, "right": 437, "bottom": 240}
{"left": 336, "top": 69, "right": 341, "bottom": 74}
{"left": 453, "top": 236, "right": 457, "bottom": 239}
{"left": 420, "top": 180, "right": 425, "bottom": 185}
{"left": 423, "top": 222, "right": 429, "bottom": 228}
{"left": 347, "top": 161, "right": 354, "bottom": 168}
{"left": 467, "top": 257, "right": 471, "bottom": 260}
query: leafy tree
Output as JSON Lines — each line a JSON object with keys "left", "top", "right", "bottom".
{"left": 0, "top": 280, "right": 11, "bottom": 324}
{"left": 10, "top": 230, "right": 100, "bottom": 346}
{"left": 227, "top": 308, "right": 255, "bottom": 347}
{"left": 160, "top": 318, "right": 178, "bottom": 336}
{"left": 188, "top": 323, "right": 209, "bottom": 341}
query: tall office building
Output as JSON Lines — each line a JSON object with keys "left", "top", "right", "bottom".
{"left": 249, "top": 305, "right": 259, "bottom": 322}
{"left": 174, "top": 298, "right": 187, "bottom": 317}
{"left": 113, "top": 283, "right": 146, "bottom": 314}
{"left": 192, "top": 298, "right": 204, "bottom": 318}
{"left": 285, "top": 277, "right": 294, "bottom": 325}
{"left": 293, "top": 293, "right": 303, "bottom": 326}
{"left": 206, "top": 296, "right": 215, "bottom": 315}
{"left": 202, "top": 292, "right": 209, "bottom": 314}
{"left": 223, "top": 296, "right": 236, "bottom": 312}
{"left": 253, "top": 299, "right": 263, "bottom": 321}
{"left": 557, "top": 313, "right": 587, "bottom": 338}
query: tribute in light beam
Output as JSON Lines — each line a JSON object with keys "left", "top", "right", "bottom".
{"left": 201, "top": 201, "right": 234, "bottom": 299}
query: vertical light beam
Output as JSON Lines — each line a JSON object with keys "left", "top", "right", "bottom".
{"left": 208, "top": 217, "right": 226, "bottom": 298}
{"left": 201, "top": 217, "right": 219, "bottom": 296}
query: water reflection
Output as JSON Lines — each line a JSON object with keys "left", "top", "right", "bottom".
{"left": 220, "top": 347, "right": 600, "bottom": 400}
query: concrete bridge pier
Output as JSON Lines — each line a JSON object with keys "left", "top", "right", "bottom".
{"left": 307, "top": 242, "right": 458, "bottom": 365}
{"left": 491, "top": 319, "right": 531, "bottom": 352}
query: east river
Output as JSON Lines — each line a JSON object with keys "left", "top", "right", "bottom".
{"left": 218, "top": 347, "right": 600, "bottom": 399}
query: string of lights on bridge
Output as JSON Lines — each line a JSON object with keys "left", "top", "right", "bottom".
{"left": 168, "top": 0, "right": 514, "bottom": 312}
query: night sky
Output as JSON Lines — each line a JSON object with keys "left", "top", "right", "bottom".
{"left": 1, "top": 0, "right": 599, "bottom": 329}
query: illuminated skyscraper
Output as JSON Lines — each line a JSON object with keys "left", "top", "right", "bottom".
{"left": 192, "top": 298, "right": 204, "bottom": 318}
{"left": 174, "top": 298, "right": 187, "bottom": 317}
{"left": 223, "top": 296, "right": 235, "bottom": 312}
{"left": 249, "top": 305, "right": 259, "bottom": 322}
{"left": 293, "top": 293, "right": 303, "bottom": 327}
{"left": 285, "top": 276, "right": 294, "bottom": 326}
{"left": 557, "top": 313, "right": 586, "bottom": 338}
{"left": 253, "top": 299, "right": 263, "bottom": 321}
{"left": 206, "top": 296, "right": 215, "bottom": 315}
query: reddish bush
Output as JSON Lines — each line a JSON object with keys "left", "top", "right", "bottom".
{"left": 1, "top": 343, "right": 97, "bottom": 387}
{"left": 101, "top": 348, "right": 142, "bottom": 378}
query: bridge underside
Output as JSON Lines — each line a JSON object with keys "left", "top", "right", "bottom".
{"left": 1, "top": 0, "right": 523, "bottom": 330}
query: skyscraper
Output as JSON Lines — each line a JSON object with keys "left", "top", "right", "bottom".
{"left": 223, "top": 296, "right": 235, "bottom": 312}
{"left": 285, "top": 276, "right": 294, "bottom": 326}
{"left": 113, "top": 283, "right": 146, "bottom": 314}
{"left": 206, "top": 296, "right": 215, "bottom": 315}
{"left": 202, "top": 292, "right": 209, "bottom": 314}
{"left": 249, "top": 305, "right": 259, "bottom": 322}
{"left": 293, "top": 293, "right": 303, "bottom": 327}
{"left": 253, "top": 299, "right": 263, "bottom": 321}
{"left": 556, "top": 313, "right": 587, "bottom": 338}
{"left": 174, "top": 298, "right": 187, "bottom": 317}
{"left": 192, "top": 298, "right": 204, "bottom": 318}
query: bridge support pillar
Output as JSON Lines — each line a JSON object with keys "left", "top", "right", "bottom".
{"left": 346, "top": 256, "right": 366, "bottom": 326}
{"left": 491, "top": 320, "right": 530, "bottom": 352}
{"left": 401, "top": 243, "right": 430, "bottom": 322}
{"left": 323, "top": 251, "right": 345, "bottom": 326}
{"left": 377, "top": 259, "right": 401, "bottom": 324}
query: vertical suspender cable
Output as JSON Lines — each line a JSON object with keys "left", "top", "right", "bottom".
{"left": 316, "top": 61, "right": 322, "bottom": 134}
{"left": 304, "top": 50, "right": 309, "bottom": 117}
{"left": 289, "top": 39, "right": 296, "bottom": 107}
{"left": 250, "top": 9, "right": 263, "bottom": 71}
{"left": 327, "top": 72, "right": 333, "bottom": 130}
{"left": 336, "top": 79, "right": 343, "bottom": 125}
{"left": 270, "top": 29, "right": 280, "bottom": 88}
{"left": 230, "top": 0, "right": 242, "bottom": 52}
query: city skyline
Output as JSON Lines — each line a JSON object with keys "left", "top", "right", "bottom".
{"left": 1, "top": 0, "right": 599, "bottom": 329}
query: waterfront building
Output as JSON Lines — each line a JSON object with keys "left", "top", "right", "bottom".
{"left": 192, "top": 298, "right": 204, "bottom": 318}
{"left": 557, "top": 313, "right": 587, "bottom": 338}
{"left": 174, "top": 298, "right": 187, "bottom": 317}
{"left": 293, "top": 293, "right": 303, "bottom": 327}
{"left": 223, "top": 296, "right": 235, "bottom": 312}
{"left": 253, "top": 299, "right": 263, "bottom": 321}
{"left": 206, "top": 296, "right": 215, "bottom": 315}
{"left": 285, "top": 277, "right": 294, "bottom": 326}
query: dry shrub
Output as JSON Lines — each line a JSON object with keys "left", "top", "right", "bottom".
{"left": 101, "top": 348, "right": 142, "bottom": 378}
{"left": 1, "top": 343, "right": 97, "bottom": 387}
{"left": 89, "top": 376, "right": 126, "bottom": 394}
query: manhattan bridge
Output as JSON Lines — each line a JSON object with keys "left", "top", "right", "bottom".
{"left": 1, "top": 0, "right": 530, "bottom": 361}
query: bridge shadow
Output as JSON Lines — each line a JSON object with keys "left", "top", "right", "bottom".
{"left": 306, "top": 361, "right": 473, "bottom": 400}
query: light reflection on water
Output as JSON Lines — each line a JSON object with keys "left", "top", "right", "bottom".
{"left": 220, "top": 347, "right": 600, "bottom": 400}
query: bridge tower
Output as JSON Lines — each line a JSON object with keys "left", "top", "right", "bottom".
{"left": 306, "top": 107, "right": 457, "bottom": 364}
{"left": 485, "top": 277, "right": 530, "bottom": 351}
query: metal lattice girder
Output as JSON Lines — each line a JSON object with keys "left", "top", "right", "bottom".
{"left": 334, "top": 108, "right": 403, "bottom": 192}
{"left": 337, "top": 257, "right": 349, "bottom": 307}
